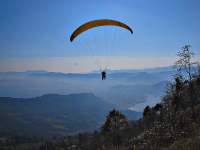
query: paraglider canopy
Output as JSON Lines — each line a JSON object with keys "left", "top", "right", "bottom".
{"left": 70, "top": 19, "right": 133, "bottom": 73}
{"left": 70, "top": 19, "right": 133, "bottom": 42}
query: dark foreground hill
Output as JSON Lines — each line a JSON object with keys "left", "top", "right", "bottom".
{"left": 0, "top": 93, "right": 142, "bottom": 138}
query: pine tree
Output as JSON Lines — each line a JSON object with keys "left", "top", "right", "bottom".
{"left": 100, "top": 109, "right": 128, "bottom": 149}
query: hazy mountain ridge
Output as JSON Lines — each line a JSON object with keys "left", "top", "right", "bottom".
{"left": 98, "top": 81, "right": 168, "bottom": 109}
{"left": 111, "top": 81, "right": 168, "bottom": 95}
{"left": 89, "top": 66, "right": 175, "bottom": 74}
{"left": 125, "top": 72, "right": 163, "bottom": 84}
{"left": 0, "top": 67, "right": 178, "bottom": 109}
{"left": 0, "top": 93, "right": 142, "bottom": 138}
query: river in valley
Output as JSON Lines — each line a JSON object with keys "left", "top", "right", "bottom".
{"left": 129, "top": 94, "right": 162, "bottom": 112}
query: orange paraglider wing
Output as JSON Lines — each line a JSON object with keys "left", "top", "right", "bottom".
{"left": 70, "top": 19, "right": 133, "bottom": 42}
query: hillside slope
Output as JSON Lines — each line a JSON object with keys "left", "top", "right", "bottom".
{"left": 0, "top": 93, "right": 142, "bottom": 138}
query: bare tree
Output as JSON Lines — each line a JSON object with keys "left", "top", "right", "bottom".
{"left": 174, "top": 45, "right": 199, "bottom": 81}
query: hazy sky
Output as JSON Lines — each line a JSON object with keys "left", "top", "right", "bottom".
{"left": 1, "top": 0, "right": 200, "bottom": 73}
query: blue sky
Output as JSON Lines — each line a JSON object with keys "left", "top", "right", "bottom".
{"left": 0, "top": 0, "right": 200, "bottom": 73}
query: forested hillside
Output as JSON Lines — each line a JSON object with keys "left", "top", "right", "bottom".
{"left": 0, "top": 93, "right": 142, "bottom": 139}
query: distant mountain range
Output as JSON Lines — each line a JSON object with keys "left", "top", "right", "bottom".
{"left": 89, "top": 66, "right": 175, "bottom": 74}
{"left": 0, "top": 93, "right": 142, "bottom": 138}
{"left": 0, "top": 66, "right": 181, "bottom": 109}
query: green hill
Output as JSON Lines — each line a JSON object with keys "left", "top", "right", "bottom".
{"left": 0, "top": 93, "right": 142, "bottom": 138}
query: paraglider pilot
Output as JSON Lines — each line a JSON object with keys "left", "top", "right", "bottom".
{"left": 101, "top": 71, "right": 106, "bottom": 80}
